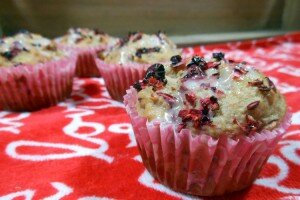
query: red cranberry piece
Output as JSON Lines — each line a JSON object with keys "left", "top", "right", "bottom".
{"left": 266, "top": 77, "right": 277, "bottom": 92}
{"left": 248, "top": 79, "right": 264, "bottom": 86}
{"left": 247, "top": 101, "right": 260, "bottom": 110}
{"left": 183, "top": 65, "right": 206, "bottom": 80}
{"left": 133, "top": 82, "right": 142, "bottom": 92}
{"left": 178, "top": 109, "right": 191, "bottom": 122}
{"left": 145, "top": 63, "right": 165, "bottom": 81}
{"left": 258, "top": 86, "right": 271, "bottom": 91}
{"left": 233, "top": 115, "right": 262, "bottom": 134}
{"left": 170, "top": 55, "right": 182, "bottom": 65}
{"left": 212, "top": 52, "right": 225, "bottom": 61}
{"left": 207, "top": 61, "right": 221, "bottom": 69}
{"left": 234, "top": 65, "right": 248, "bottom": 75}
{"left": 157, "top": 92, "right": 177, "bottom": 105}
{"left": 177, "top": 123, "right": 186, "bottom": 132}
{"left": 1, "top": 51, "right": 13, "bottom": 60}
{"left": 187, "top": 56, "right": 206, "bottom": 68}
{"left": 185, "top": 92, "right": 196, "bottom": 107}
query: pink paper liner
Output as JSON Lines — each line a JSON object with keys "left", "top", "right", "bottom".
{"left": 96, "top": 59, "right": 150, "bottom": 101}
{"left": 57, "top": 44, "right": 104, "bottom": 78}
{"left": 124, "top": 87, "right": 291, "bottom": 196}
{"left": 0, "top": 53, "right": 76, "bottom": 111}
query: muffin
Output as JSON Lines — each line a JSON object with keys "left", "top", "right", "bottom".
{"left": 96, "top": 31, "right": 181, "bottom": 101}
{"left": 0, "top": 31, "right": 76, "bottom": 111}
{"left": 124, "top": 53, "right": 291, "bottom": 196}
{"left": 56, "top": 28, "right": 119, "bottom": 77}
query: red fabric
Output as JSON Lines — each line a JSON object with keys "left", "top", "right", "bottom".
{"left": 0, "top": 32, "right": 300, "bottom": 200}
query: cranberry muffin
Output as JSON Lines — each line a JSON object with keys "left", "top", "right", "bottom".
{"left": 96, "top": 31, "right": 181, "bottom": 101}
{"left": 124, "top": 53, "right": 290, "bottom": 196}
{"left": 56, "top": 28, "right": 119, "bottom": 77}
{"left": 0, "top": 31, "right": 75, "bottom": 111}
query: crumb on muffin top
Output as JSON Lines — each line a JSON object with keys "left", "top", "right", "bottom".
{"left": 0, "top": 31, "right": 64, "bottom": 67}
{"left": 104, "top": 31, "right": 181, "bottom": 65}
{"left": 134, "top": 53, "right": 287, "bottom": 137}
{"left": 58, "top": 28, "right": 119, "bottom": 49}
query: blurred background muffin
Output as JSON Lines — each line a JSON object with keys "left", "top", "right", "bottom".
{"left": 96, "top": 31, "right": 181, "bottom": 101}
{"left": 0, "top": 31, "right": 75, "bottom": 111}
{"left": 104, "top": 32, "right": 180, "bottom": 64}
{"left": 56, "top": 28, "right": 119, "bottom": 77}
{"left": 1, "top": 31, "right": 63, "bottom": 67}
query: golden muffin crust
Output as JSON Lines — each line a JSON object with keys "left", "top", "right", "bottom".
{"left": 58, "top": 28, "right": 119, "bottom": 48}
{"left": 0, "top": 31, "right": 64, "bottom": 67}
{"left": 134, "top": 53, "right": 287, "bottom": 137}
{"left": 104, "top": 32, "right": 181, "bottom": 65}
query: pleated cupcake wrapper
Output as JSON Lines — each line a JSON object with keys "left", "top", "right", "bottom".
{"left": 124, "top": 87, "right": 291, "bottom": 196}
{"left": 96, "top": 59, "right": 149, "bottom": 101}
{"left": 57, "top": 44, "right": 104, "bottom": 77}
{"left": 0, "top": 54, "right": 76, "bottom": 111}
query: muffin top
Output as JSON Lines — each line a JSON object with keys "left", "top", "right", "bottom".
{"left": 58, "top": 28, "right": 119, "bottom": 48}
{"left": 104, "top": 32, "right": 181, "bottom": 64}
{"left": 134, "top": 53, "right": 287, "bottom": 137}
{"left": 0, "top": 31, "right": 64, "bottom": 67}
